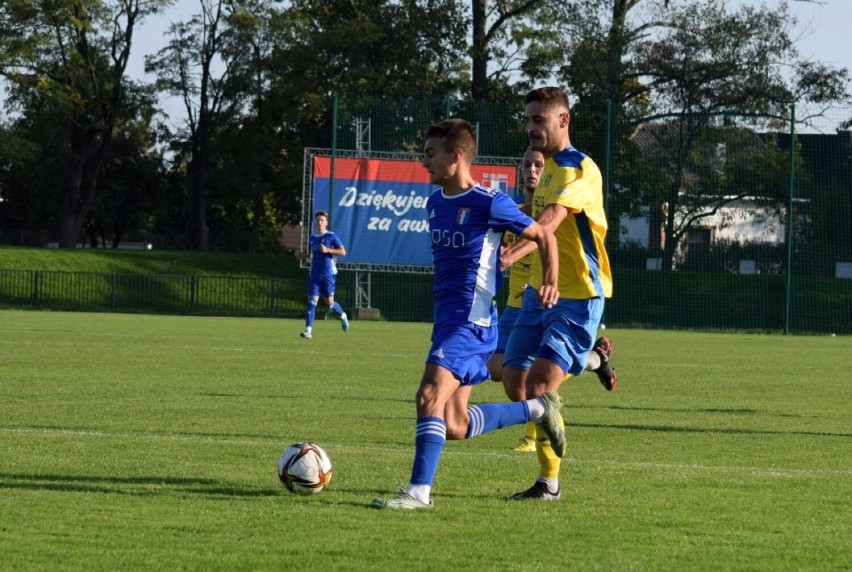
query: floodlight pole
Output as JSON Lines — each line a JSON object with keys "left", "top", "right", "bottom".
{"left": 330, "top": 95, "right": 338, "bottom": 220}
{"left": 784, "top": 104, "right": 795, "bottom": 336}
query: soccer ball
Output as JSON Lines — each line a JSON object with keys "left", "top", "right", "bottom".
{"left": 277, "top": 442, "right": 333, "bottom": 495}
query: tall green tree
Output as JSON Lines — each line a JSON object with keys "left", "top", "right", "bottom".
{"left": 545, "top": 0, "right": 849, "bottom": 269}
{"left": 0, "top": 0, "right": 169, "bottom": 247}
{"left": 635, "top": 1, "right": 849, "bottom": 269}
{"left": 258, "top": 0, "right": 470, "bottom": 224}
{"left": 146, "top": 0, "right": 239, "bottom": 251}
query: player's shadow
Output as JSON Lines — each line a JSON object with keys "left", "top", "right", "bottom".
{"left": 0, "top": 472, "right": 279, "bottom": 498}
{"left": 574, "top": 403, "right": 804, "bottom": 418}
{"left": 570, "top": 422, "right": 852, "bottom": 438}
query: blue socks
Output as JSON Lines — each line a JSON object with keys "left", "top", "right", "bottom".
{"left": 408, "top": 403, "right": 531, "bottom": 487}
{"left": 466, "top": 401, "right": 530, "bottom": 438}
{"left": 305, "top": 299, "right": 318, "bottom": 327}
{"left": 410, "top": 417, "right": 446, "bottom": 486}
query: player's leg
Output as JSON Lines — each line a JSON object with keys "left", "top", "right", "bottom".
{"left": 433, "top": 322, "right": 547, "bottom": 442}
{"left": 487, "top": 305, "right": 520, "bottom": 381}
{"left": 504, "top": 352, "right": 537, "bottom": 453}
{"left": 486, "top": 351, "right": 504, "bottom": 382}
{"left": 301, "top": 279, "right": 320, "bottom": 338}
{"left": 323, "top": 277, "right": 349, "bottom": 331}
{"left": 373, "top": 363, "right": 458, "bottom": 510}
{"left": 587, "top": 336, "right": 617, "bottom": 390}
{"left": 503, "top": 292, "right": 544, "bottom": 452}
{"left": 511, "top": 298, "right": 603, "bottom": 500}
{"left": 509, "top": 357, "right": 566, "bottom": 501}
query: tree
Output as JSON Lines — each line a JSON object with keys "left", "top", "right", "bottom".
{"left": 470, "top": 0, "right": 541, "bottom": 100}
{"left": 146, "top": 0, "right": 239, "bottom": 251}
{"left": 546, "top": 0, "right": 850, "bottom": 269}
{"left": 635, "top": 1, "right": 849, "bottom": 269}
{"left": 0, "top": 0, "right": 169, "bottom": 248}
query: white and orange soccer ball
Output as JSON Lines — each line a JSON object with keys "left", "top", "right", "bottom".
{"left": 277, "top": 442, "right": 333, "bottom": 495}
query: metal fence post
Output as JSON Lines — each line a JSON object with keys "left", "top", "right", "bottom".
{"left": 784, "top": 104, "right": 796, "bottom": 335}
{"left": 110, "top": 273, "right": 117, "bottom": 310}
{"left": 32, "top": 270, "right": 40, "bottom": 306}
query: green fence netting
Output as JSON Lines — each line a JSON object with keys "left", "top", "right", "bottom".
{"left": 1, "top": 98, "right": 849, "bottom": 334}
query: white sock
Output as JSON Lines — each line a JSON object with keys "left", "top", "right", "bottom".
{"left": 305, "top": 326, "right": 312, "bottom": 333}
{"left": 539, "top": 477, "right": 559, "bottom": 493}
{"left": 586, "top": 350, "right": 601, "bottom": 371}
{"left": 406, "top": 484, "right": 431, "bottom": 504}
{"left": 526, "top": 396, "right": 546, "bottom": 422}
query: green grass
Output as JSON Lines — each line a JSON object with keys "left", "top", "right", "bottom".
{"left": 1, "top": 310, "right": 849, "bottom": 570}
{"left": 0, "top": 246, "right": 304, "bottom": 278}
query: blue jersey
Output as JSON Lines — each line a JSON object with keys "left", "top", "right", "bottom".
{"left": 309, "top": 232, "right": 343, "bottom": 277}
{"left": 427, "top": 185, "right": 534, "bottom": 327}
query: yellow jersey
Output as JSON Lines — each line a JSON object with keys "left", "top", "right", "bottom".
{"left": 527, "top": 147, "right": 613, "bottom": 299}
{"left": 504, "top": 230, "right": 534, "bottom": 309}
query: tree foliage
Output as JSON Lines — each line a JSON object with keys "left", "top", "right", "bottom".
{"left": 0, "top": 0, "right": 169, "bottom": 247}
{"left": 0, "top": 0, "right": 849, "bottom": 256}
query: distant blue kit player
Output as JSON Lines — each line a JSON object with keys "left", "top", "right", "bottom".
{"left": 299, "top": 210, "right": 349, "bottom": 339}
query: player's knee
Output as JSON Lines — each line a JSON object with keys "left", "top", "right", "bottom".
{"left": 307, "top": 298, "right": 318, "bottom": 310}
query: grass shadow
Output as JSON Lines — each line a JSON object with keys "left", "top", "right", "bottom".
{"left": 572, "top": 422, "right": 852, "bottom": 438}
{"left": 0, "top": 472, "right": 278, "bottom": 498}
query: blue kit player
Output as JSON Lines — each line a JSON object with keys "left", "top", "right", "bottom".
{"left": 372, "top": 118, "right": 563, "bottom": 510}
{"left": 298, "top": 210, "right": 349, "bottom": 339}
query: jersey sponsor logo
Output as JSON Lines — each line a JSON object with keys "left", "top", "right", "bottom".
{"left": 456, "top": 208, "right": 470, "bottom": 225}
{"left": 431, "top": 229, "right": 466, "bottom": 248}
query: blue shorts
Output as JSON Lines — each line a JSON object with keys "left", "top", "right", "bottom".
{"left": 307, "top": 275, "right": 335, "bottom": 298}
{"left": 495, "top": 306, "right": 522, "bottom": 353}
{"left": 504, "top": 288, "right": 604, "bottom": 376}
{"left": 426, "top": 322, "right": 498, "bottom": 386}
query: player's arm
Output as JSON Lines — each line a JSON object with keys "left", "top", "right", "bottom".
{"left": 321, "top": 236, "right": 346, "bottom": 256}
{"left": 501, "top": 202, "right": 571, "bottom": 270}
{"left": 518, "top": 221, "right": 559, "bottom": 308}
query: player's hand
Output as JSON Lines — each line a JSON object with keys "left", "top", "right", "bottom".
{"left": 536, "top": 284, "right": 559, "bottom": 309}
{"left": 320, "top": 245, "right": 330, "bottom": 254}
{"left": 500, "top": 249, "right": 516, "bottom": 271}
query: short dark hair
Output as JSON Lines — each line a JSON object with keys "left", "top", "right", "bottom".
{"left": 524, "top": 86, "right": 570, "bottom": 112}
{"left": 314, "top": 211, "right": 328, "bottom": 219}
{"left": 425, "top": 118, "right": 476, "bottom": 162}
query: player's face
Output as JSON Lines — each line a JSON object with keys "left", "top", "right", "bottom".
{"left": 522, "top": 149, "right": 545, "bottom": 191}
{"left": 422, "top": 137, "right": 457, "bottom": 185}
{"left": 315, "top": 215, "right": 328, "bottom": 233}
{"left": 524, "top": 101, "right": 568, "bottom": 156}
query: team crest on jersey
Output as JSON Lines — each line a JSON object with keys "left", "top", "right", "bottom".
{"left": 456, "top": 208, "right": 470, "bottom": 224}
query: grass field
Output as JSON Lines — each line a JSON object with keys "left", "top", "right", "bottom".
{"left": 1, "top": 310, "right": 849, "bottom": 570}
